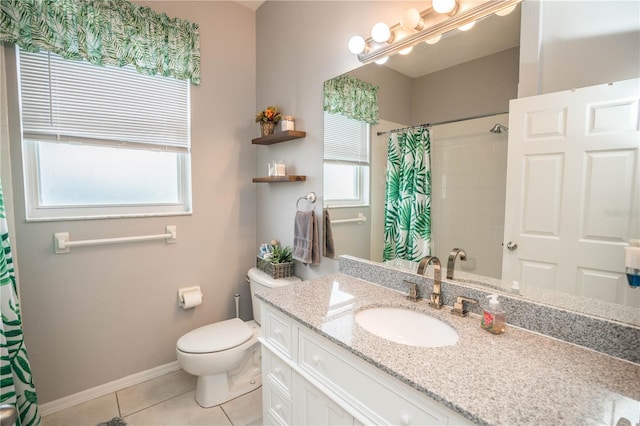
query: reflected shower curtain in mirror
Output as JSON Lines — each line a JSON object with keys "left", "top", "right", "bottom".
{"left": 0, "top": 182, "right": 40, "bottom": 426}
{"left": 383, "top": 127, "right": 431, "bottom": 262}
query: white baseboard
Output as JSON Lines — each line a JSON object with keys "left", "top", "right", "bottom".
{"left": 39, "top": 361, "right": 182, "bottom": 417}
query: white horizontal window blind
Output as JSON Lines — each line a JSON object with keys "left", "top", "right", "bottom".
{"left": 323, "top": 111, "right": 369, "bottom": 164}
{"left": 323, "top": 111, "right": 370, "bottom": 207}
{"left": 17, "top": 48, "right": 192, "bottom": 221}
{"left": 19, "top": 49, "right": 190, "bottom": 151}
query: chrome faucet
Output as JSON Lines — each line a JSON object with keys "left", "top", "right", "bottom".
{"left": 416, "top": 256, "right": 443, "bottom": 309}
{"left": 446, "top": 248, "right": 467, "bottom": 280}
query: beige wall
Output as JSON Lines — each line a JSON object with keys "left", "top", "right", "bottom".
{"left": 412, "top": 47, "right": 519, "bottom": 124}
{"left": 519, "top": 0, "right": 640, "bottom": 97}
{"left": 538, "top": 1, "right": 640, "bottom": 95}
{"left": 6, "top": 1, "right": 257, "bottom": 403}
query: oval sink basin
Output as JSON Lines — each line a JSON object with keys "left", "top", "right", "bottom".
{"left": 355, "top": 307, "right": 459, "bottom": 347}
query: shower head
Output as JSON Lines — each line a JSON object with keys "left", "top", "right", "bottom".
{"left": 490, "top": 123, "right": 508, "bottom": 134}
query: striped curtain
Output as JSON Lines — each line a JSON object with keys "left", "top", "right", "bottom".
{"left": 0, "top": 182, "right": 40, "bottom": 426}
{"left": 383, "top": 127, "right": 432, "bottom": 262}
{"left": 0, "top": 0, "right": 200, "bottom": 84}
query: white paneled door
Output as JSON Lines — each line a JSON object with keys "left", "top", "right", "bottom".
{"left": 502, "top": 78, "right": 640, "bottom": 307}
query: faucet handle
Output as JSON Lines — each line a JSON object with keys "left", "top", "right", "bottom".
{"left": 451, "top": 296, "right": 478, "bottom": 317}
{"left": 428, "top": 292, "right": 443, "bottom": 310}
{"left": 404, "top": 280, "right": 419, "bottom": 302}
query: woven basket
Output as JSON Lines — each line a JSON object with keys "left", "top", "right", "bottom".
{"left": 256, "top": 256, "right": 294, "bottom": 279}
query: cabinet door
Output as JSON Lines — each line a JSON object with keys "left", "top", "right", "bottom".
{"left": 297, "top": 376, "right": 353, "bottom": 426}
{"left": 262, "top": 347, "right": 292, "bottom": 425}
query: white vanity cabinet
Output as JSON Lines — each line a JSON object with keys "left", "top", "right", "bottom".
{"left": 260, "top": 304, "right": 472, "bottom": 426}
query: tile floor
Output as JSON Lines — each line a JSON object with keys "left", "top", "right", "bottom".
{"left": 42, "top": 369, "right": 263, "bottom": 426}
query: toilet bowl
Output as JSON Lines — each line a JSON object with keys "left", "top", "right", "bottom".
{"left": 176, "top": 268, "right": 301, "bottom": 407}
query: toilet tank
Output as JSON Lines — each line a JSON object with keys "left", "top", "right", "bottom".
{"left": 248, "top": 268, "right": 301, "bottom": 325}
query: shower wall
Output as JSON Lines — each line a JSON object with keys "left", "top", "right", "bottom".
{"left": 430, "top": 114, "right": 509, "bottom": 279}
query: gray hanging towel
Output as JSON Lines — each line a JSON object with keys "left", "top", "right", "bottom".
{"left": 293, "top": 210, "right": 320, "bottom": 265}
{"left": 323, "top": 209, "right": 335, "bottom": 259}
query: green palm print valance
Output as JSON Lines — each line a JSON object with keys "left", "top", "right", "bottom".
{"left": 0, "top": 0, "right": 201, "bottom": 85}
{"left": 324, "top": 74, "right": 379, "bottom": 125}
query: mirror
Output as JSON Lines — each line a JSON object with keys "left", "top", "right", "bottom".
{"left": 322, "top": 6, "right": 640, "bottom": 326}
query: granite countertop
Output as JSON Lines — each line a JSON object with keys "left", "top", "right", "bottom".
{"left": 257, "top": 273, "right": 640, "bottom": 426}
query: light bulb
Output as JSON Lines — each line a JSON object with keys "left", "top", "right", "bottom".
{"left": 401, "top": 8, "right": 424, "bottom": 31}
{"left": 375, "top": 56, "right": 389, "bottom": 65}
{"left": 425, "top": 35, "right": 442, "bottom": 45}
{"left": 496, "top": 5, "right": 517, "bottom": 16}
{"left": 399, "top": 46, "right": 413, "bottom": 55}
{"left": 432, "top": 0, "right": 456, "bottom": 14}
{"left": 458, "top": 21, "right": 475, "bottom": 31}
{"left": 371, "top": 22, "right": 392, "bottom": 43}
{"left": 348, "top": 36, "right": 366, "bottom": 54}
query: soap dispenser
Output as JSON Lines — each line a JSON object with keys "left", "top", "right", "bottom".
{"left": 625, "top": 239, "right": 640, "bottom": 288}
{"left": 481, "top": 295, "right": 506, "bottom": 334}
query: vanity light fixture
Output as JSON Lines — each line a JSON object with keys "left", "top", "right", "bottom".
{"left": 458, "top": 21, "right": 476, "bottom": 31}
{"left": 399, "top": 46, "right": 414, "bottom": 55}
{"left": 374, "top": 57, "right": 389, "bottom": 65}
{"left": 401, "top": 8, "right": 425, "bottom": 31}
{"left": 371, "top": 22, "right": 394, "bottom": 43}
{"left": 425, "top": 34, "right": 442, "bottom": 45}
{"left": 348, "top": 35, "right": 367, "bottom": 54}
{"left": 432, "top": 0, "right": 458, "bottom": 15}
{"left": 495, "top": 4, "right": 517, "bottom": 16}
{"left": 350, "top": 0, "right": 523, "bottom": 64}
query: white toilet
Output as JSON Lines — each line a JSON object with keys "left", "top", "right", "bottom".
{"left": 176, "top": 268, "right": 301, "bottom": 407}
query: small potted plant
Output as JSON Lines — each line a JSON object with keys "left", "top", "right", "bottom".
{"left": 269, "top": 244, "right": 292, "bottom": 265}
{"left": 257, "top": 242, "right": 293, "bottom": 279}
{"left": 255, "top": 106, "right": 282, "bottom": 136}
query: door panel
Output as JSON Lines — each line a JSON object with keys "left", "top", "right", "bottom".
{"left": 522, "top": 154, "right": 564, "bottom": 236}
{"left": 503, "top": 78, "right": 640, "bottom": 308}
{"left": 582, "top": 150, "right": 636, "bottom": 241}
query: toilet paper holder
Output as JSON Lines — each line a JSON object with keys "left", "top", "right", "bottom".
{"left": 178, "top": 286, "right": 203, "bottom": 308}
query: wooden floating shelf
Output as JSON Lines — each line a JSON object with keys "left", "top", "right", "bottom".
{"left": 252, "top": 176, "right": 307, "bottom": 183}
{"left": 252, "top": 130, "right": 306, "bottom": 145}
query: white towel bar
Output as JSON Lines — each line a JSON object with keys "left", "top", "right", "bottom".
{"left": 54, "top": 226, "right": 177, "bottom": 254}
{"left": 331, "top": 213, "right": 367, "bottom": 225}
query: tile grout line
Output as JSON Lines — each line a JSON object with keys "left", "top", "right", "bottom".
{"left": 220, "top": 406, "right": 234, "bottom": 426}
{"left": 119, "top": 388, "right": 196, "bottom": 419}
{"left": 115, "top": 391, "right": 122, "bottom": 418}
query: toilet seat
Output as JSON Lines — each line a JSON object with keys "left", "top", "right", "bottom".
{"left": 177, "top": 318, "right": 253, "bottom": 354}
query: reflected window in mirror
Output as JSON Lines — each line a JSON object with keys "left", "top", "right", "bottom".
{"left": 323, "top": 111, "right": 370, "bottom": 207}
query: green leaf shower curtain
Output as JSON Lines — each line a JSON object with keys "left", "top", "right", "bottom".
{"left": 0, "top": 183, "right": 39, "bottom": 426}
{"left": 0, "top": 0, "right": 200, "bottom": 84}
{"left": 383, "top": 127, "right": 432, "bottom": 262}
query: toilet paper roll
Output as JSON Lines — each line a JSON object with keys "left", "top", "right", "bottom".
{"left": 180, "top": 290, "right": 203, "bottom": 309}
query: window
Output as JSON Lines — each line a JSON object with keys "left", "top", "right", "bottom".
{"left": 17, "top": 49, "right": 191, "bottom": 221}
{"left": 323, "top": 111, "right": 370, "bottom": 207}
